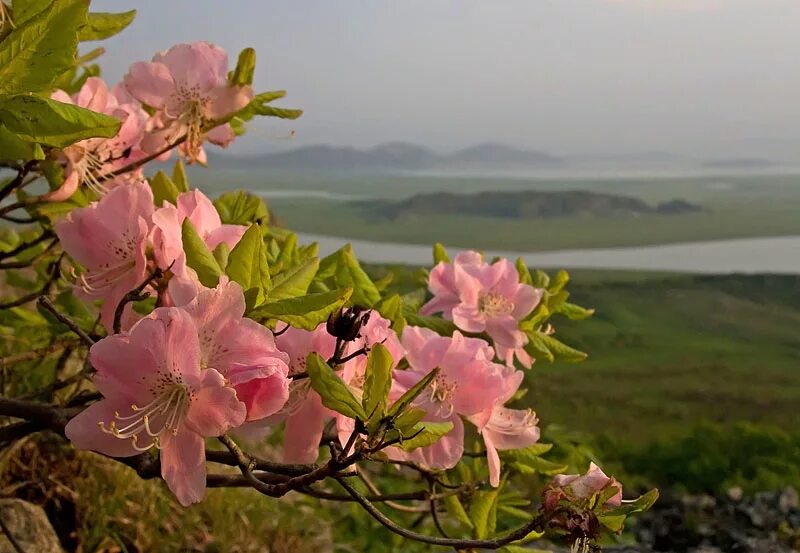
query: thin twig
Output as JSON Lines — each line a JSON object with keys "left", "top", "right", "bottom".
{"left": 0, "top": 255, "right": 62, "bottom": 310}
{"left": 0, "top": 230, "right": 53, "bottom": 261}
{"left": 112, "top": 265, "right": 167, "bottom": 333}
{"left": 37, "top": 296, "right": 95, "bottom": 346}
{"left": 0, "top": 238, "right": 57, "bottom": 269}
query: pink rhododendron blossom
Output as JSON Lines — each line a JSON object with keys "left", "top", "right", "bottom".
{"left": 55, "top": 181, "right": 154, "bottom": 331}
{"left": 65, "top": 308, "right": 247, "bottom": 506}
{"left": 468, "top": 367, "right": 540, "bottom": 486}
{"left": 551, "top": 463, "right": 623, "bottom": 507}
{"left": 273, "top": 324, "right": 336, "bottom": 463}
{"left": 46, "top": 77, "right": 147, "bottom": 201}
{"left": 421, "top": 251, "right": 543, "bottom": 368}
{"left": 124, "top": 42, "right": 253, "bottom": 163}
{"left": 334, "top": 314, "right": 405, "bottom": 453}
{"left": 151, "top": 188, "right": 246, "bottom": 287}
{"left": 180, "top": 278, "right": 291, "bottom": 421}
{"left": 390, "top": 326, "right": 507, "bottom": 470}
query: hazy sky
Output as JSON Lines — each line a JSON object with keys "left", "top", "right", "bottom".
{"left": 93, "top": 0, "right": 800, "bottom": 158}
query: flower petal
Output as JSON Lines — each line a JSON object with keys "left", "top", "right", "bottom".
{"left": 184, "top": 368, "right": 246, "bottom": 436}
{"left": 160, "top": 426, "right": 206, "bottom": 506}
{"left": 65, "top": 400, "right": 140, "bottom": 458}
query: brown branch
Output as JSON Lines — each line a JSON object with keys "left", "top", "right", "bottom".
{"left": 334, "top": 477, "right": 555, "bottom": 550}
{"left": 112, "top": 265, "right": 167, "bottom": 333}
{"left": 0, "top": 160, "right": 36, "bottom": 203}
{"left": 0, "top": 230, "right": 53, "bottom": 261}
{"left": 0, "top": 238, "right": 57, "bottom": 270}
{"left": 37, "top": 296, "right": 95, "bottom": 347}
{"left": 0, "top": 339, "right": 77, "bottom": 368}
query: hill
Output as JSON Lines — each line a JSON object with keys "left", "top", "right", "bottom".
{"left": 360, "top": 189, "right": 705, "bottom": 220}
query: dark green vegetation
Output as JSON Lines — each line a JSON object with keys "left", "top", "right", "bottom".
{"left": 531, "top": 271, "right": 800, "bottom": 493}
{"left": 360, "top": 190, "right": 703, "bottom": 220}
{"left": 190, "top": 167, "right": 800, "bottom": 251}
{"left": 373, "top": 265, "right": 800, "bottom": 493}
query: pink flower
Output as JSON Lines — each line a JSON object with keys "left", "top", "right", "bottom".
{"left": 390, "top": 326, "right": 507, "bottom": 470}
{"left": 55, "top": 181, "right": 154, "bottom": 331}
{"left": 334, "top": 314, "right": 405, "bottom": 453}
{"left": 551, "top": 463, "right": 623, "bottom": 507}
{"left": 421, "top": 252, "right": 543, "bottom": 368}
{"left": 468, "top": 367, "right": 540, "bottom": 486}
{"left": 65, "top": 307, "right": 247, "bottom": 506}
{"left": 150, "top": 188, "right": 246, "bottom": 285}
{"left": 273, "top": 324, "right": 336, "bottom": 463}
{"left": 180, "top": 278, "right": 291, "bottom": 422}
{"left": 268, "top": 313, "right": 404, "bottom": 463}
{"left": 46, "top": 77, "right": 147, "bottom": 201}
{"left": 124, "top": 42, "right": 253, "bottom": 163}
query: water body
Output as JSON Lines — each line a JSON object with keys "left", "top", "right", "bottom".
{"left": 296, "top": 233, "right": 800, "bottom": 274}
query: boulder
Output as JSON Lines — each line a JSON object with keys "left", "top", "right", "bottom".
{"left": 0, "top": 499, "right": 63, "bottom": 553}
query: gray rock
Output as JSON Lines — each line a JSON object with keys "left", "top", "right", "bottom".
{"left": 0, "top": 499, "right": 63, "bottom": 553}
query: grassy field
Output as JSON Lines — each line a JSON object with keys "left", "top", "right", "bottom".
{"left": 526, "top": 271, "right": 800, "bottom": 441}
{"left": 187, "top": 167, "right": 800, "bottom": 250}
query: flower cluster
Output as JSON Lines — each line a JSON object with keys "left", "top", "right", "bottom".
{"left": 45, "top": 41, "right": 251, "bottom": 201}
{"left": 0, "top": 12, "right": 653, "bottom": 550}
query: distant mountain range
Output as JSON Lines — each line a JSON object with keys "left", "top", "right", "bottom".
{"left": 207, "top": 143, "right": 787, "bottom": 173}
{"left": 209, "top": 142, "right": 563, "bottom": 171}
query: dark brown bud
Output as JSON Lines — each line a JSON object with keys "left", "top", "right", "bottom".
{"left": 327, "top": 306, "right": 371, "bottom": 342}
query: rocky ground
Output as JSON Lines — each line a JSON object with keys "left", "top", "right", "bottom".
{"left": 606, "top": 487, "right": 800, "bottom": 553}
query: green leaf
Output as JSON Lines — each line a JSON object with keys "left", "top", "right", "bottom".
{"left": 537, "top": 333, "right": 587, "bottom": 362}
{"left": 444, "top": 494, "right": 474, "bottom": 530}
{"left": 78, "top": 10, "right": 136, "bottom": 41}
{"left": 335, "top": 245, "right": 381, "bottom": 307}
{"left": 10, "top": 0, "right": 51, "bottom": 26}
{"left": 213, "top": 190, "right": 269, "bottom": 225}
{"left": 554, "top": 302, "right": 595, "bottom": 320}
{"left": 511, "top": 456, "right": 568, "bottom": 476}
{"left": 515, "top": 258, "right": 532, "bottom": 285}
{"left": 531, "top": 269, "right": 550, "bottom": 289}
{"left": 470, "top": 489, "right": 499, "bottom": 539}
{"left": 523, "top": 331, "right": 554, "bottom": 362}
{"left": 393, "top": 406, "right": 426, "bottom": 434}
{"left": 250, "top": 288, "right": 352, "bottom": 330}
{"left": 230, "top": 47, "right": 256, "bottom": 86}
{"left": 0, "top": 0, "right": 87, "bottom": 94}
{"left": 397, "top": 421, "right": 453, "bottom": 451}
{"left": 212, "top": 242, "right": 230, "bottom": 270}
{"left": 602, "top": 488, "right": 659, "bottom": 517}
{"left": 0, "top": 94, "right": 121, "bottom": 148}
{"left": 172, "top": 159, "right": 189, "bottom": 192}
{"left": 148, "top": 170, "right": 179, "bottom": 206}
{"left": 433, "top": 242, "right": 450, "bottom": 264}
{"left": 387, "top": 368, "right": 440, "bottom": 418}
{"left": 362, "top": 344, "right": 393, "bottom": 426}
{"left": 181, "top": 219, "right": 222, "bottom": 288}
{"left": 0, "top": 124, "right": 44, "bottom": 161}
{"left": 404, "top": 312, "right": 457, "bottom": 336}
{"left": 268, "top": 257, "right": 320, "bottom": 301}
{"left": 305, "top": 353, "right": 366, "bottom": 420}
{"left": 226, "top": 224, "right": 270, "bottom": 307}
{"left": 505, "top": 443, "right": 554, "bottom": 461}
{"left": 548, "top": 269, "right": 570, "bottom": 294}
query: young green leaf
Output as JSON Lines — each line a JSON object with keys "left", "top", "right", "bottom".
{"left": 548, "top": 269, "right": 570, "bottom": 294}
{"left": 335, "top": 245, "right": 381, "bottom": 307}
{"left": 250, "top": 288, "right": 352, "bottom": 330}
{"left": 404, "top": 312, "right": 458, "bottom": 336}
{"left": 362, "top": 343, "right": 393, "bottom": 426}
{"left": 213, "top": 190, "right": 269, "bottom": 225}
{"left": 148, "top": 170, "right": 179, "bottom": 206}
{"left": 181, "top": 219, "right": 222, "bottom": 288}
{"left": 393, "top": 406, "right": 426, "bottom": 434}
{"left": 172, "top": 159, "right": 189, "bottom": 192}
{"left": 306, "top": 353, "right": 366, "bottom": 420}
{"left": 433, "top": 242, "right": 450, "bottom": 264}
{"left": 515, "top": 258, "right": 533, "bottom": 285}
{"left": 230, "top": 47, "right": 256, "bottom": 86}
{"left": 78, "top": 10, "right": 136, "bottom": 41}
{"left": 553, "top": 302, "right": 595, "bottom": 320}
{"left": 387, "top": 367, "right": 440, "bottom": 418}
{"left": 537, "top": 333, "right": 587, "bottom": 362}
{"left": 226, "top": 224, "right": 270, "bottom": 306}
{"left": 396, "top": 421, "right": 453, "bottom": 451}
{"left": 268, "top": 256, "right": 320, "bottom": 301}
{"left": 0, "top": 0, "right": 87, "bottom": 94}
{"left": 470, "top": 489, "right": 499, "bottom": 539}
{"left": 212, "top": 242, "right": 230, "bottom": 270}
{"left": 0, "top": 94, "right": 121, "bottom": 148}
